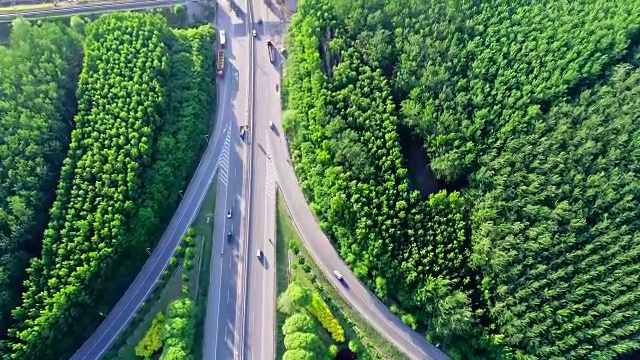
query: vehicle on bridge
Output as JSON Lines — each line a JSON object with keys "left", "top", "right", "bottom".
{"left": 217, "top": 50, "right": 225, "bottom": 78}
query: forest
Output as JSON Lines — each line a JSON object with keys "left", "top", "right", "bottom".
{"left": 0, "top": 18, "right": 83, "bottom": 339}
{"left": 282, "top": 0, "right": 640, "bottom": 359}
{"left": 0, "top": 13, "right": 215, "bottom": 359}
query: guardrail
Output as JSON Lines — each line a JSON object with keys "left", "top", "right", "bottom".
{"left": 0, "top": 0, "right": 186, "bottom": 22}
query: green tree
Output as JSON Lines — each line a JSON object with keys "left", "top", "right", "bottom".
{"left": 283, "top": 332, "right": 322, "bottom": 353}
{"left": 0, "top": 17, "right": 82, "bottom": 340}
{"left": 282, "top": 312, "right": 315, "bottom": 335}
{"left": 282, "top": 349, "right": 314, "bottom": 360}
{"left": 135, "top": 312, "right": 165, "bottom": 358}
{"left": 4, "top": 16, "right": 215, "bottom": 360}
{"left": 277, "top": 282, "right": 312, "bottom": 315}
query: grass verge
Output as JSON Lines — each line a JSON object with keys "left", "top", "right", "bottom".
{"left": 275, "top": 190, "right": 411, "bottom": 360}
{"left": 110, "top": 178, "right": 217, "bottom": 360}
{"left": 275, "top": 193, "right": 292, "bottom": 359}
{"left": 192, "top": 178, "right": 217, "bottom": 360}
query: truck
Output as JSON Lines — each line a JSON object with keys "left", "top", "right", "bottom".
{"left": 267, "top": 39, "right": 275, "bottom": 64}
{"left": 219, "top": 30, "right": 226, "bottom": 48}
{"left": 217, "top": 50, "right": 225, "bottom": 77}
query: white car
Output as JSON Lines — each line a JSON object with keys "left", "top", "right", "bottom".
{"left": 257, "top": 249, "right": 262, "bottom": 259}
{"left": 227, "top": 210, "right": 232, "bottom": 219}
{"left": 219, "top": 30, "right": 226, "bottom": 48}
{"left": 252, "top": 29, "right": 257, "bottom": 37}
{"left": 333, "top": 270, "right": 343, "bottom": 280}
{"left": 269, "top": 121, "right": 275, "bottom": 130}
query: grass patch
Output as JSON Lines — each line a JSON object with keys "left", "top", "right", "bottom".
{"left": 192, "top": 178, "right": 217, "bottom": 360}
{"left": 275, "top": 193, "right": 292, "bottom": 359}
{"left": 117, "top": 264, "right": 185, "bottom": 360}
{"left": 112, "top": 179, "right": 217, "bottom": 360}
{"left": 275, "top": 191, "right": 411, "bottom": 360}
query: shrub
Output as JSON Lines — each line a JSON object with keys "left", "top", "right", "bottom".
{"left": 135, "top": 312, "right": 165, "bottom": 358}
{"left": 307, "top": 293, "right": 345, "bottom": 342}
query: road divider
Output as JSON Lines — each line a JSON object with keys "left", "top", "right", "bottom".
{"left": 234, "top": 0, "right": 255, "bottom": 358}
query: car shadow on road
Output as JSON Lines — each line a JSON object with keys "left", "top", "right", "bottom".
{"left": 259, "top": 254, "right": 270, "bottom": 270}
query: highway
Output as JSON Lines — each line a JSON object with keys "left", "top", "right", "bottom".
{"left": 0, "top": 0, "right": 189, "bottom": 22}
{"left": 42, "top": 0, "right": 453, "bottom": 358}
{"left": 242, "top": 0, "right": 279, "bottom": 358}
{"left": 201, "top": 1, "right": 252, "bottom": 360}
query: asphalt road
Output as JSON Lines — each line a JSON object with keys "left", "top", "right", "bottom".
{"left": 0, "top": 0, "right": 188, "bottom": 22}
{"left": 241, "top": 0, "right": 280, "bottom": 358}
{"left": 201, "top": 1, "right": 253, "bottom": 360}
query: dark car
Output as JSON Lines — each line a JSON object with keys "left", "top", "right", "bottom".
{"left": 227, "top": 231, "right": 232, "bottom": 241}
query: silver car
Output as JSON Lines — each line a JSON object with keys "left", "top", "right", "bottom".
{"left": 333, "top": 270, "right": 343, "bottom": 280}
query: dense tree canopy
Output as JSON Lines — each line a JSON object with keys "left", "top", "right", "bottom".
{"left": 283, "top": 0, "right": 640, "bottom": 358}
{"left": 0, "top": 17, "right": 83, "bottom": 339}
{"left": 2, "top": 14, "right": 215, "bottom": 359}
{"left": 161, "top": 298, "right": 196, "bottom": 360}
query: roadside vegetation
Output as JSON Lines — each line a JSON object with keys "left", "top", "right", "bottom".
{"left": 283, "top": 0, "right": 640, "bottom": 359}
{"left": 107, "top": 173, "right": 217, "bottom": 360}
{"left": 276, "top": 193, "right": 396, "bottom": 360}
{"left": 0, "top": 13, "right": 215, "bottom": 360}
{"left": 0, "top": 17, "right": 83, "bottom": 343}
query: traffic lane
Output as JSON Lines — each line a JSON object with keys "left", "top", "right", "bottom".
{"left": 249, "top": 9, "right": 281, "bottom": 358}
{"left": 216, "top": 124, "right": 247, "bottom": 360}
{"left": 71, "top": 115, "right": 227, "bottom": 360}
{"left": 203, "top": 122, "right": 237, "bottom": 359}
{"left": 250, "top": 39, "right": 280, "bottom": 353}
{"left": 203, "top": 116, "right": 244, "bottom": 360}
{"left": 260, "top": 132, "right": 278, "bottom": 360}
{"left": 203, "top": 153, "right": 232, "bottom": 359}
{"left": 244, "top": 147, "right": 272, "bottom": 360}
{"left": 268, "top": 139, "right": 450, "bottom": 360}
{"left": 203, "top": 4, "right": 248, "bottom": 355}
